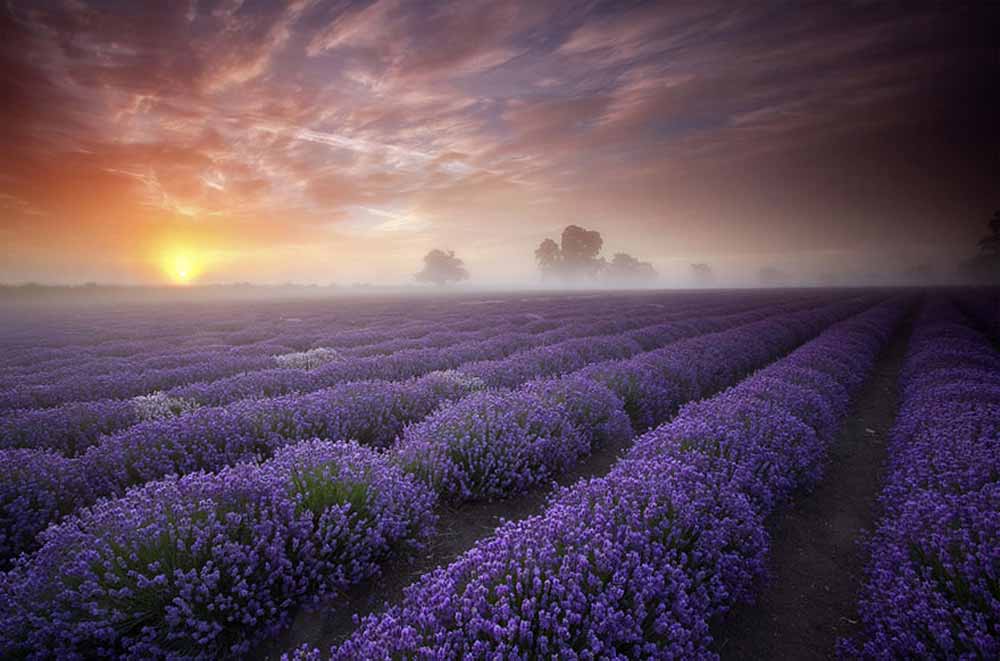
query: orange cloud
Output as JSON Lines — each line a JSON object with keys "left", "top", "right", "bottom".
{"left": 0, "top": 1, "right": 995, "bottom": 285}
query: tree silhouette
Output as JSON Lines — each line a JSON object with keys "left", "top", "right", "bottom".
{"left": 560, "top": 225, "right": 604, "bottom": 278}
{"left": 534, "top": 225, "right": 605, "bottom": 281}
{"left": 534, "top": 238, "right": 562, "bottom": 279}
{"left": 606, "top": 253, "right": 657, "bottom": 283}
{"left": 962, "top": 210, "right": 1000, "bottom": 283}
{"left": 415, "top": 249, "right": 469, "bottom": 286}
{"left": 690, "top": 263, "right": 714, "bottom": 285}
{"left": 534, "top": 225, "right": 659, "bottom": 286}
{"left": 978, "top": 210, "right": 1000, "bottom": 256}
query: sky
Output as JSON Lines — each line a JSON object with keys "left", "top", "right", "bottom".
{"left": 0, "top": 0, "right": 996, "bottom": 287}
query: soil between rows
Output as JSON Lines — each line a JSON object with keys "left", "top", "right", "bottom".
{"left": 257, "top": 426, "right": 638, "bottom": 658}
{"left": 712, "top": 314, "right": 912, "bottom": 660}
{"left": 256, "top": 307, "right": 907, "bottom": 660}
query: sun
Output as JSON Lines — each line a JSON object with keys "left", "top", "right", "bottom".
{"left": 163, "top": 250, "right": 201, "bottom": 285}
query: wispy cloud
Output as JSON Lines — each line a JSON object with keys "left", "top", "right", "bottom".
{"left": 0, "top": 0, "right": 994, "bottom": 284}
{"left": 337, "top": 205, "right": 432, "bottom": 236}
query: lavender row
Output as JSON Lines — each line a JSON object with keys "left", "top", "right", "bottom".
{"left": 956, "top": 288, "right": 1000, "bottom": 343}
{"left": 4, "top": 290, "right": 804, "bottom": 380}
{"left": 0, "top": 300, "right": 798, "bottom": 563}
{"left": 0, "top": 299, "right": 749, "bottom": 455}
{"left": 0, "top": 315, "right": 492, "bottom": 389}
{"left": 2, "top": 343, "right": 285, "bottom": 390}
{"left": 328, "top": 297, "right": 739, "bottom": 360}
{"left": 0, "top": 295, "right": 497, "bottom": 361}
{"left": 0, "top": 296, "right": 583, "bottom": 401}
{"left": 311, "top": 300, "right": 905, "bottom": 659}
{"left": 0, "top": 303, "right": 594, "bottom": 410}
{"left": 0, "top": 324, "right": 520, "bottom": 453}
{"left": 0, "top": 292, "right": 703, "bottom": 369}
{"left": 0, "top": 302, "right": 337, "bottom": 367}
{"left": 844, "top": 299, "right": 1000, "bottom": 658}
{"left": 0, "top": 300, "right": 882, "bottom": 657}
{"left": 0, "top": 440, "right": 438, "bottom": 659}
{"left": 0, "top": 309, "right": 590, "bottom": 448}
{"left": 394, "top": 297, "right": 874, "bottom": 505}
{"left": 162, "top": 299, "right": 767, "bottom": 407}
{"left": 0, "top": 372, "right": 471, "bottom": 564}
{"left": 4, "top": 293, "right": 734, "bottom": 410}
{"left": 0, "top": 354, "right": 288, "bottom": 413}
{"left": 0, "top": 295, "right": 597, "bottom": 390}
{"left": 85, "top": 297, "right": 850, "bottom": 500}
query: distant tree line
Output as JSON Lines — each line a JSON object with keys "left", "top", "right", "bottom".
{"left": 534, "top": 225, "right": 658, "bottom": 285}
{"left": 415, "top": 225, "right": 659, "bottom": 287}
{"left": 963, "top": 210, "right": 1000, "bottom": 282}
{"left": 418, "top": 211, "right": 1000, "bottom": 287}
{"left": 414, "top": 249, "right": 469, "bottom": 286}
{"left": 690, "top": 263, "right": 713, "bottom": 286}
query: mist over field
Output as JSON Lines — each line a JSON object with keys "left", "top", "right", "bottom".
{"left": 1, "top": 3, "right": 999, "bottom": 660}
{"left": 1, "top": 1, "right": 997, "bottom": 290}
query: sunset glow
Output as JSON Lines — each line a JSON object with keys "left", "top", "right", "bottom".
{"left": 163, "top": 250, "right": 201, "bottom": 286}
{"left": 0, "top": 2, "right": 996, "bottom": 286}
{"left": 1, "top": 4, "right": 998, "bottom": 657}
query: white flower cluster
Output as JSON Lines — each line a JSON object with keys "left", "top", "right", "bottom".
{"left": 426, "top": 369, "right": 486, "bottom": 391}
{"left": 131, "top": 392, "right": 200, "bottom": 422}
{"left": 274, "top": 347, "right": 344, "bottom": 370}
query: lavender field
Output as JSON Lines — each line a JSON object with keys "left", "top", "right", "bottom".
{"left": 0, "top": 289, "right": 997, "bottom": 660}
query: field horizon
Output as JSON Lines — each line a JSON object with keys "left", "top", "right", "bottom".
{"left": 2, "top": 1, "right": 997, "bottom": 657}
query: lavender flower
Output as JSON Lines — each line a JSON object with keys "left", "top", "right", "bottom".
{"left": 847, "top": 299, "right": 1000, "bottom": 659}
{"left": 308, "top": 300, "right": 904, "bottom": 658}
{"left": 394, "top": 389, "right": 587, "bottom": 502}
{"left": 0, "top": 440, "right": 436, "bottom": 659}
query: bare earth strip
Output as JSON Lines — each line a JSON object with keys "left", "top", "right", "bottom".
{"left": 713, "top": 315, "right": 913, "bottom": 660}
{"left": 256, "top": 301, "right": 886, "bottom": 659}
{"left": 258, "top": 432, "right": 637, "bottom": 658}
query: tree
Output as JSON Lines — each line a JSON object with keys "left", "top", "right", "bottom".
{"left": 606, "top": 253, "right": 657, "bottom": 284}
{"left": 962, "top": 210, "right": 1000, "bottom": 283}
{"left": 534, "top": 225, "right": 605, "bottom": 282}
{"left": 978, "top": 210, "right": 1000, "bottom": 256}
{"left": 690, "top": 263, "right": 714, "bottom": 285}
{"left": 560, "top": 225, "right": 604, "bottom": 278}
{"left": 415, "top": 249, "right": 469, "bottom": 286}
{"left": 534, "top": 225, "right": 658, "bottom": 287}
{"left": 534, "top": 238, "right": 562, "bottom": 279}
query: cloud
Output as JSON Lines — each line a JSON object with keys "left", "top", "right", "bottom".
{"left": 0, "top": 0, "right": 995, "bottom": 284}
{"left": 304, "top": 0, "right": 543, "bottom": 82}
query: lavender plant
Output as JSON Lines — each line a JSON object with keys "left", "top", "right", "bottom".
{"left": 293, "top": 300, "right": 905, "bottom": 658}
{"left": 845, "top": 300, "right": 1000, "bottom": 659}
{"left": 0, "top": 440, "right": 436, "bottom": 659}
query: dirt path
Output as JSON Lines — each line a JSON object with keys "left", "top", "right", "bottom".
{"left": 712, "top": 316, "right": 912, "bottom": 660}
{"left": 255, "top": 306, "right": 897, "bottom": 659}
{"left": 256, "top": 430, "right": 637, "bottom": 658}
